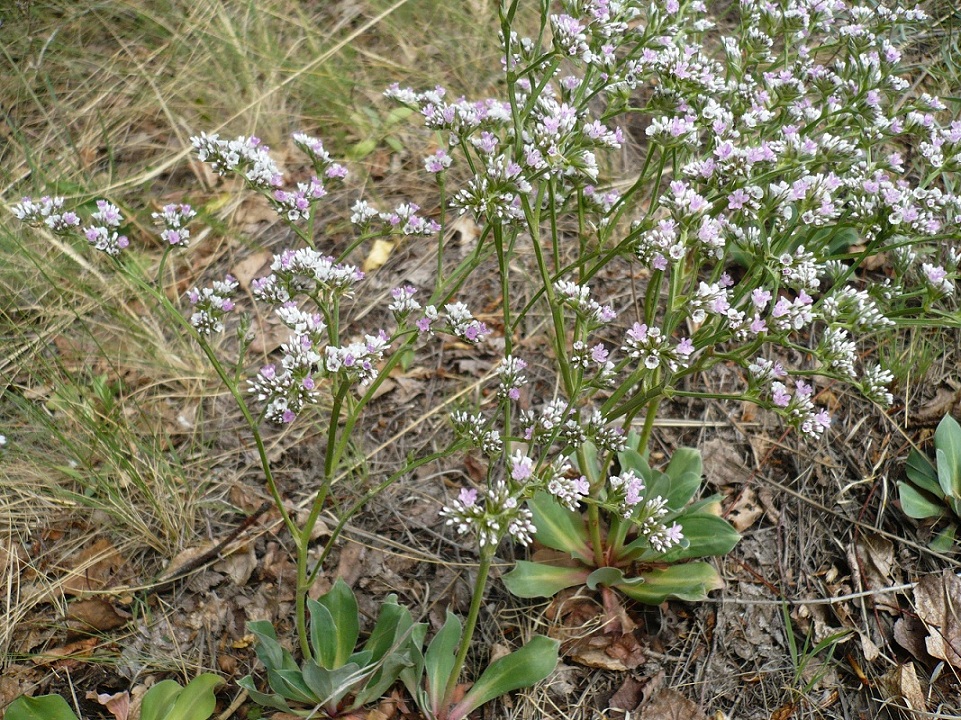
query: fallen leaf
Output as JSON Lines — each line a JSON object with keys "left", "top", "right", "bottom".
{"left": 640, "top": 689, "right": 708, "bottom": 720}
{"left": 913, "top": 386, "right": 961, "bottom": 426}
{"left": 86, "top": 690, "right": 130, "bottom": 720}
{"left": 894, "top": 614, "right": 930, "bottom": 662}
{"left": 363, "top": 238, "right": 396, "bottom": 272}
{"left": 727, "top": 487, "right": 764, "bottom": 532}
{"left": 850, "top": 533, "right": 898, "bottom": 614}
{"left": 33, "top": 638, "right": 99, "bottom": 666}
{"left": 914, "top": 570, "right": 961, "bottom": 667}
{"left": 608, "top": 676, "right": 644, "bottom": 712}
{"left": 701, "top": 438, "right": 750, "bottom": 489}
{"left": 879, "top": 663, "right": 926, "bottom": 711}
{"left": 61, "top": 539, "right": 125, "bottom": 596}
{"left": 231, "top": 250, "right": 274, "bottom": 291}
{"left": 214, "top": 543, "right": 258, "bottom": 587}
{"left": 68, "top": 598, "right": 129, "bottom": 632}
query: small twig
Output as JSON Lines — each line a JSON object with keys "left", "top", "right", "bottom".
{"left": 715, "top": 578, "right": 932, "bottom": 606}
{"left": 150, "top": 501, "right": 271, "bottom": 593}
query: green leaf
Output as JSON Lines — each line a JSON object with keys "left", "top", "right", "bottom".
{"left": 528, "top": 492, "right": 592, "bottom": 561}
{"left": 307, "top": 600, "right": 338, "bottom": 669}
{"left": 584, "top": 566, "right": 646, "bottom": 590}
{"left": 399, "top": 623, "right": 428, "bottom": 701}
{"left": 449, "top": 636, "right": 560, "bottom": 720}
{"left": 167, "top": 674, "right": 224, "bottom": 720}
{"left": 363, "top": 595, "right": 409, "bottom": 661}
{"left": 502, "top": 560, "right": 591, "bottom": 598}
{"left": 316, "top": 578, "right": 360, "bottom": 667}
{"left": 666, "top": 471, "right": 702, "bottom": 510}
{"left": 141, "top": 681, "right": 182, "bottom": 720}
{"left": 658, "top": 514, "right": 741, "bottom": 562}
{"left": 578, "top": 441, "right": 601, "bottom": 483}
{"left": 617, "top": 563, "right": 724, "bottom": 604}
{"left": 248, "top": 620, "right": 296, "bottom": 671}
{"left": 424, "top": 611, "right": 462, "bottom": 714}
{"left": 617, "top": 448, "right": 652, "bottom": 480}
{"left": 236, "top": 677, "right": 294, "bottom": 713}
{"left": 937, "top": 448, "right": 961, "bottom": 501}
{"left": 5, "top": 695, "right": 79, "bottom": 720}
{"left": 936, "top": 415, "right": 961, "bottom": 498}
{"left": 906, "top": 448, "right": 942, "bottom": 496}
{"left": 665, "top": 448, "right": 701, "bottom": 485}
{"left": 930, "top": 524, "right": 958, "bottom": 554}
{"left": 303, "top": 662, "right": 363, "bottom": 711}
{"left": 268, "top": 669, "right": 319, "bottom": 704}
{"left": 898, "top": 481, "right": 947, "bottom": 519}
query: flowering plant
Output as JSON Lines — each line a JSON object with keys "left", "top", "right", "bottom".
{"left": 899, "top": 415, "right": 961, "bottom": 551}
{"left": 382, "top": 0, "right": 959, "bottom": 603}
{"left": 502, "top": 440, "right": 740, "bottom": 603}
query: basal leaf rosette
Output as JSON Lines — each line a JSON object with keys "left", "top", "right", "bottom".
{"left": 503, "top": 445, "right": 740, "bottom": 604}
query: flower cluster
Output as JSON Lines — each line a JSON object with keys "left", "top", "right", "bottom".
{"left": 13, "top": 196, "right": 80, "bottom": 234}
{"left": 83, "top": 201, "right": 129, "bottom": 256}
{"left": 152, "top": 203, "right": 196, "bottom": 247}
{"left": 450, "top": 411, "right": 502, "bottom": 456}
{"left": 349, "top": 200, "right": 440, "bottom": 237}
{"left": 252, "top": 248, "right": 364, "bottom": 305}
{"left": 607, "top": 469, "right": 683, "bottom": 552}
{"left": 440, "top": 482, "right": 536, "bottom": 548}
{"left": 186, "top": 275, "right": 238, "bottom": 335}
{"left": 418, "top": 302, "right": 490, "bottom": 344}
{"left": 191, "top": 133, "right": 282, "bottom": 189}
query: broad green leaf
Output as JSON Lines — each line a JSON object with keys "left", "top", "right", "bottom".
{"left": 585, "top": 566, "right": 645, "bottom": 590}
{"left": 937, "top": 448, "right": 961, "bottom": 501}
{"left": 665, "top": 448, "right": 701, "bottom": 485}
{"left": 356, "top": 652, "right": 414, "bottom": 708}
{"left": 666, "top": 471, "right": 702, "bottom": 510}
{"left": 268, "top": 669, "right": 319, "bottom": 704}
{"left": 399, "top": 623, "right": 428, "bottom": 699}
{"left": 502, "top": 560, "right": 591, "bottom": 598}
{"left": 141, "top": 680, "right": 181, "bottom": 720}
{"left": 936, "top": 415, "right": 961, "bottom": 498}
{"left": 578, "top": 441, "right": 601, "bottom": 483}
{"left": 236, "top": 677, "right": 294, "bottom": 713}
{"left": 528, "top": 492, "right": 592, "bottom": 562}
{"left": 303, "top": 662, "right": 363, "bottom": 711}
{"left": 316, "top": 578, "right": 360, "bottom": 667}
{"left": 300, "top": 662, "right": 334, "bottom": 707}
{"left": 618, "top": 448, "right": 652, "bottom": 480}
{"left": 248, "top": 620, "right": 296, "bottom": 671}
{"left": 657, "top": 514, "right": 741, "bottom": 562}
{"left": 5, "top": 695, "right": 79, "bottom": 720}
{"left": 906, "top": 448, "right": 941, "bottom": 496}
{"left": 930, "top": 524, "right": 958, "bottom": 554}
{"left": 167, "top": 674, "right": 224, "bottom": 720}
{"left": 449, "top": 636, "right": 560, "bottom": 720}
{"left": 424, "top": 611, "right": 462, "bottom": 714}
{"left": 617, "top": 563, "right": 724, "bottom": 604}
{"left": 898, "top": 481, "right": 947, "bottom": 519}
{"left": 364, "top": 596, "right": 410, "bottom": 661}
{"left": 308, "top": 599, "right": 338, "bottom": 668}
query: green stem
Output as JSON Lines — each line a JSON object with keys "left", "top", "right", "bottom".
{"left": 444, "top": 547, "right": 494, "bottom": 710}
{"left": 636, "top": 399, "right": 659, "bottom": 457}
{"left": 586, "top": 503, "right": 605, "bottom": 567}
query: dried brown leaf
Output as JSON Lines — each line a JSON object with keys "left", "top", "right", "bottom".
{"left": 914, "top": 570, "right": 961, "bottom": 667}
{"left": 68, "top": 598, "right": 129, "bottom": 632}
{"left": 640, "top": 689, "right": 708, "bottom": 720}
{"left": 61, "top": 538, "right": 125, "bottom": 596}
{"left": 85, "top": 691, "right": 130, "bottom": 720}
{"left": 231, "top": 250, "right": 274, "bottom": 290}
{"left": 879, "top": 663, "right": 927, "bottom": 711}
